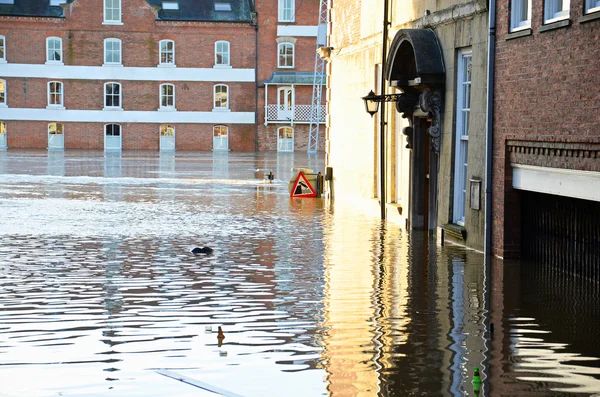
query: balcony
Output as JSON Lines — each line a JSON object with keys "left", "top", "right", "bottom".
{"left": 265, "top": 104, "right": 326, "bottom": 125}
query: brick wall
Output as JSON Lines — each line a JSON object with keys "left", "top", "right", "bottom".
{"left": 493, "top": 0, "right": 600, "bottom": 257}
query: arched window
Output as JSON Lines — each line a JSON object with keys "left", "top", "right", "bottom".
{"left": 46, "top": 37, "right": 63, "bottom": 64}
{"left": 104, "top": 38, "right": 122, "bottom": 65}
{"left": 215, "top": 41, "right": 230, "bottom": 66}
{"left": 213, "top": 84, "right": 228, "bottom": 110}
{"left": 159, "top": 40, "right": 175, "bottom": 66}
{"left": 278, "top": 42, "right": 294, "bottom": 68}
{"left": 47, "top": 81, "right": 64, "bottom": 108}
{"left": 159, "top": 83, "right": 175, "bottom": 110}
{"left": 104, "top": 82, "right": 121, "bottom": 109}
{"left": 105, "top": 123, "right": 121, "bottom": 136}
{"left": 104, "top": 123, "right": 122, "bottom": 151}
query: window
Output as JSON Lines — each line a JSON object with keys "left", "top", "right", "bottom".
{"left": 46, "top": 37, "right": 63, "bottom": 64}
{"left": 453, "top": 50, "right": 472, "bottom": 225}
{"left": 104, "top": 123, "right": 122, "bottom": 151}
{"left": 160, "top": 83, "right": 175, "bottom": 110}
{"left": 47, "top": 81, "right": 64, "bottom": 108}
{"left": 278, "top": 43, "right": 294, "bottom": 68}
{"left": 0, "top": 79, "right": 5, "bottom": 107}
{"left": 215, "top": 2, "right": 231, "bottom": 11}
{"left": 585, "top": 0, "right": 600, "bottom": 13}
{"left": 104, "top": 39, "right": 122, "bottom": 65}
{"left": 159, "top": 40, "right": 175, "bottom": 66}
{"left": 511, "top": 0, "right": 531, "bottom": 31}
{"left": 104, "top": 82, "right": 121, "bottom": 109}
{"left": 544, "top": 0, "right": 569, "bottom": 22}
{"left": 105, "top": 124, "right": 121, "bottom": 136}
{"left": 162, "top": 1, "right": 179, "bottom": 9}
{"left": 278, "top": 0, "right": 294, "bottom": 22}
{"left": 277, "top": 127, "right": 294, "bottom": 152}
{"left": 215, "top": 41, "right": 230, "bottom": 66}
{"left": 214, "top": 84, "right": 229, "bottom": 110}
{"left": 104, "top": 0, "right": 121, "bottom": 23}
{"left": 0, "top": 35, "right": 5, "bottom": 63}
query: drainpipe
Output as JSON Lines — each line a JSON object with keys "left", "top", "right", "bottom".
{"left": 484, "top": 0, "right": 496, "bottom": 258}
{"left": 379, "top": 0, "right": 390, "bottom": 220}
{"left": 253, "top": 10, "right": 259, "bottom": 151}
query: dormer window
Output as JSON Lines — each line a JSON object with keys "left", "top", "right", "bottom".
{"left": 162, "top": 2, "right": 179, "bottom": 10}
{"left": 215, "top": 2, "right": 232, "bottom": 11}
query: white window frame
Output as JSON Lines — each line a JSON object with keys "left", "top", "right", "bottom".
{"left": 0, "top": 121, "right": 6, "bottom": 149}
{"left": 104, "top": 0, "right": 122, "bottom": 24}
{"left": 46, "top": 37, "right": 63, "bottom": 65}
{"left": 104, "top": 82, "right": 122, "bottom": 110}
{"left": 214, "top": 41, "right": 231, "bottom": 67}
{"left": 278, "top": 42, "right": 295, "bottom": 69}
{"left": 103, "top": 38, "right": 122, "bottom": 66}
{"left": 104, "top": 123, "right": 122, "bottom": 151}
{"left": 213, "top": 125, "right": 229, "bottom": 151}
{"left": 159, "top": 83, "right": 176, "bottom": 111}
{"left": 47, "top": 122, "right": 64, "bottom": 150}
{"left": 0, "top": 79, "right": 6, "bottom": 107}
{"left": 585, "top": 0, "right": 600, "bottom": 13}
{"left": 160, "top": 124, "right": 176, "bottom": 151}
{"left": 213, "top": 84, "right": 229, "bottom": 111}
{"left": 453, "top": 50, "right": 472, "bottom": 225}
{"left": 544, "top": 0, "right": 570, "bottom": 23}
{"left": 159, "top": 40, "right": 175, "bottom": 67}
{"left": 278, "top": 0, "right": 294, "bottom": 22}
{"left": 510, "top": 0, "right": 532, "bottom": 31}
{"left": 47, "top": 81, "right": 65, "bottom": 109}
{"left": 0, "top": 35, "right": 6, "bottom": 63}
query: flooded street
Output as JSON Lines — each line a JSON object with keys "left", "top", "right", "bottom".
{"left": 0, "top": 150, "right": 599, "bottom": 397}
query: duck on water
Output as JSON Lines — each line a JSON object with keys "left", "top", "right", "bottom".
{"left": 191, "top": 247, "right": 213, "bottom": 255}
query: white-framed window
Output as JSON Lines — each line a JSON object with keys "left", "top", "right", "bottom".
{"left": 453, "top": 50, "right": 472, "bottom": 225}
{"left": 215, "top": 41, "right": 230, "bottom": 67}
{"left": 585, "top": 0, "right": 600, "bottom": 13}
{"left": 159, "top": 40, "right": 175, "bottom": 66}
{"left": 46, "top": 37, "right": 63, "bottom": 64}
{"left": 511, "top": 0, "right": 531, "bottom": 31}
{"left": 104, "top": 38, "right": 122, "bottom": 65}
{"left": 48, "top": 122, "right": 64, "bottom": 150}
{"left": 159, "top": 83, "right": 175, "bottom": 110}
{"left": 278, "top": 42, "right": 294, "bottom": 68}
{"left": 544, "top": 0, "right": 570, "bottom": 22}
{"left": 104, "top": 82, "right": 121, "bottom": 109}
{"left": 0, "top": 79, "right": 6, "bottom": 107}
{"left": 214, "top": 84, "right": 229, "bottom": 110}
{"left": 278, "top": 0, "right": 294, "bottom": 22}
{"left": 277, "top": 127, "right": 294, "bottom": 152}
{"left": 0, "top": 35, "right": 6, "bottom": 63}
{"left": 213, "top": 125, "right": 229, "bottom": 151}
{"left": 104, "top": 0, "right": 122, "bottom": 24}
{"left": 47, "top": 81, "right": 64, "bottom": 108}
{"left": 104, "top": 123, "right": 122, "bottom": 151}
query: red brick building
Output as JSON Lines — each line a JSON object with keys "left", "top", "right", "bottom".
{"left": 0, "top": 0, "right": 325, "bottom": 152}
{"left": 493, "top": 0, "right": 600, "bottom": 267}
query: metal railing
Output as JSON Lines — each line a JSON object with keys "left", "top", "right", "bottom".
{"left": 265, "top": 104, "right": 326, "bottom": 125}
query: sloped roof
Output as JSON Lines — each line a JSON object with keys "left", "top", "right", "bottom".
{"left": 264, "top": 72, "right": 326, "bottom": 86}
{"left": 0, "top": 0, "right": 253, "bottom": 22}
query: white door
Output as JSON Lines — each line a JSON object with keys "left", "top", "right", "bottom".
{"left": 0, "top": 122, "right": 6, "bottom": 149}
{"left": 277, "top": 87, "right": 294, "bottom": 120}
{"left": 160, "top": 125, "right": 175, "bottom": 151}
{"left": 213, "top": 125, "right": 229, "bottom": 151}
{"left": 277, "top": 127, "right": 294, "bottom": 152}
{"left": 104, "top": 124, "right": 122, "bottom": 152}
{"left": 47, "top": 123, "right": 64, "bottom": 150}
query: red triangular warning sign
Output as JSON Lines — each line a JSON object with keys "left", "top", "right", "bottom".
{"left": 290, "top": 171, "right": 317, "bottom": 198}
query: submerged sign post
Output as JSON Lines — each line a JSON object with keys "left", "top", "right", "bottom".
{"left": 290, "top": 171, "right": 318, "bottom": 198}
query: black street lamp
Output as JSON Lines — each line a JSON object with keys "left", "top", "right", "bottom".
{"left": 362, "top": 90, "right": 406, "bottom": 117}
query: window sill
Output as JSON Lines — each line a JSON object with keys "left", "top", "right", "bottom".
{"left": 539, "top": 19, "right": 571, "bottom": 32}
{"left": 212, "top": 108, "right": 231, "bottom": 112}
{"left": 102, "top": 63, "right": 123, "bottom": 67}
{"left": 158, "top": 107, "right": 177, "bottom": 112}
{"left": 46, "top": 105, "right": 65, "bottom": 110}
{"left": 45, "top": 61, "right": 64, "bottom": 66}
{"left": 213, "top": 64, "right": 232, "bottom": 69}
{"left": 506, "top": 28, "right": 532, "bottom": 40}
{"left": 441, "top": 223, "right": 467, "bottom": 241}
{"left": 0, "top": 104, "right": 7, "bottom": 108}
{"left": 0, "top": 60, "right": 6, "bottom": 64}
{"left": 579, "top": 10, "right": 600, "bottom": 23}
{"left": 277, "top": 66, "right": 295, "bottom": 69}
{"left": 102, "top": 21, "right": 123, "bottom": 25}
{"left": 278, "top": 20, "right": 295, "bottom": 24}
{"left": 157, "top": 64, "right": 176, "bottom": 68}
{"left": 102, "top": 107, "right": 123, "bottom": 111}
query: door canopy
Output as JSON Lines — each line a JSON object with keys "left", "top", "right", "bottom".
{"left": 385, "top": 29, "right": 445, "bottom": 90}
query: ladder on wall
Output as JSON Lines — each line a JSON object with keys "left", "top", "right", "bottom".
{"left": 307, "top": 0, "right": 328, "bottom": 153}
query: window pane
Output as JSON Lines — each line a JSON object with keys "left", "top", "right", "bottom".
{"left": 0, "top": 80, "right": 4, "bottom": 103}
{"left": 0, "top": 37, "right": 4, "bottom": 60}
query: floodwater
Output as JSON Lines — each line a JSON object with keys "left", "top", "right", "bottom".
{"left": 0, "top": 150, "right": 598, "bottom": 397}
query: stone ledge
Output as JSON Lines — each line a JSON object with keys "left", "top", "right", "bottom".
{"left": 442, "top": 223, "right": 467, "bottom": 242}
{"left": 539, "top": 19, "right": 571, "bottom": 33}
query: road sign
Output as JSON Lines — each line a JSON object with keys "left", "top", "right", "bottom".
{"left": 290, "top": 171, "right": 317, "bottom": 198}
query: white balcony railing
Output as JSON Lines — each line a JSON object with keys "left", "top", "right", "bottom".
{"left": 265, "top": 104, "right": 326, "bottom": 125}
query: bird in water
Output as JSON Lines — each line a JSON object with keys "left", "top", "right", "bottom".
{"left": 191, "top": 246, "right": 213, "bottom": 255}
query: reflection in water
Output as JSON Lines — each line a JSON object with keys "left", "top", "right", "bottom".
{"left": 0, "top": 151, "right": 598, "bottom": 397}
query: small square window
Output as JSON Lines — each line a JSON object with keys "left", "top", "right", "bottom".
{"left": 215, "top": 2, "right": 232, "bottom": 11}
{"left": 162, "top": 1, "right": 179, "bottom": 10}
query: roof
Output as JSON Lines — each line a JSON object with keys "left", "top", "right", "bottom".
{"left": 0, "top": 0, "right": 253, "bottom": 22}
{"left": 264, "top": 72, "right": 326, "bottom": 86}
